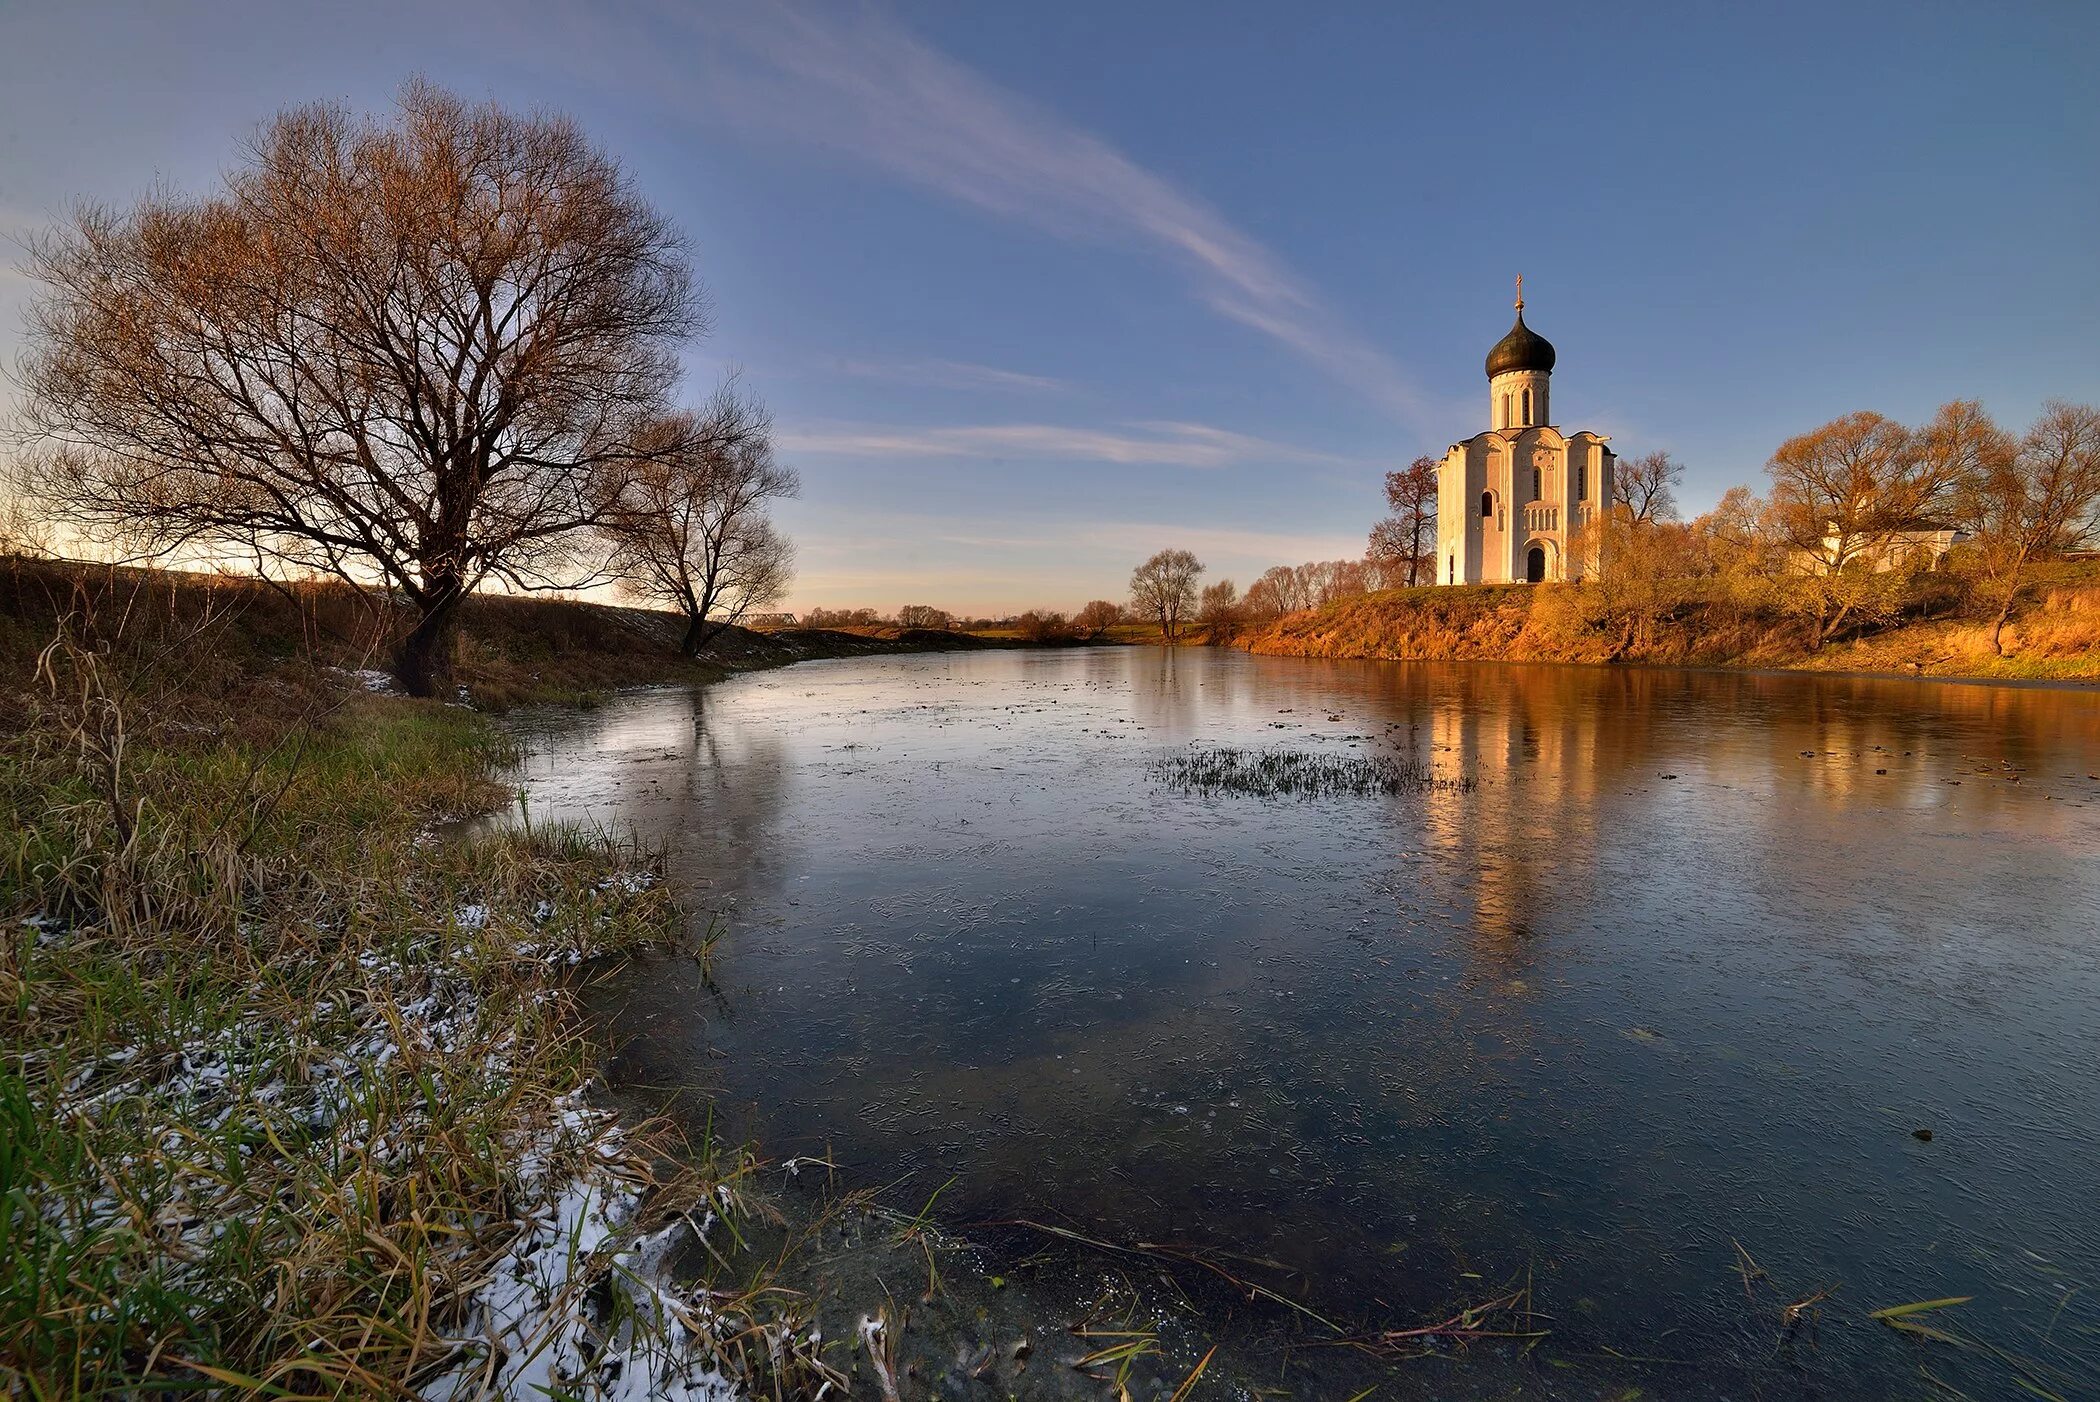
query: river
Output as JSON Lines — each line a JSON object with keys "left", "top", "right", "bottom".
{"left": 505, "top": 647, "right": 2100, "bottom": 1399}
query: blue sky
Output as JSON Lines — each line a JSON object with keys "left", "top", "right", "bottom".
{"left": 2, "top": 1, "right": 2095, "bottom": 612}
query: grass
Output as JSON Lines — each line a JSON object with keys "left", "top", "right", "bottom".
{"left": 1150, "top": 745, "right": 1474, "bottom": 799}
{"left": 2, "top": 675, "right": 652, "bottom": 1394}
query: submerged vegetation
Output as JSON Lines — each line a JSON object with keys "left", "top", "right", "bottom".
{"left": 1150, "top": 745, "right": 1474, "bottom": 799}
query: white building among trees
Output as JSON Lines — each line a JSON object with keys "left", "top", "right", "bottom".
{"left": 1436, "top": 283, "right": 1616, "bottom": 584}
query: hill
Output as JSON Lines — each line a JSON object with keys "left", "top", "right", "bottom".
{"left": 1229, "top": 569, "right": 2100, "bottom": 682}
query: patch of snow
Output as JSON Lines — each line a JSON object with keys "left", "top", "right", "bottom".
{"left": 46, "top": 895, "right": 743, "bottom": 1401}
{"left": 420, "top": 1097, "right": 743, "bottom": 1401}
{"left": 595, "top": 870, "right": 658, "bottom": 896}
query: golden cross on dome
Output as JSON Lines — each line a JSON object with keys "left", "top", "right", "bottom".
{"left": 1514, "top": 274, "right": 1524, "bottom": 311}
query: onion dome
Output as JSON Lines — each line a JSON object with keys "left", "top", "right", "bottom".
{"left": 1485, "top": 306, "right": 1556, "bottom": 378}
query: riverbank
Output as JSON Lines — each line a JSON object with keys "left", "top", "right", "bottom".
{"left": 1226, "top": 572, "right": 2100, "bottom": 683}
{"left": 0, "top": 559, "right": 1052, "bottom": 1399}
{"left": 0, "top": 554, "right": 1017, "bottom": 712}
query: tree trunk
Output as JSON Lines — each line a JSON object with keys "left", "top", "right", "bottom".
{"left": 1814, "top": 593, "right": 1854, "bottom": 650}
{"left": 395, "top": 580, "right": 466, "bottom": 698}
{"left": 681, "top": 610, "right": 707, "bottom": 658}
{"left": 1988, "top": 557, "right": 2028, "bottom": 659}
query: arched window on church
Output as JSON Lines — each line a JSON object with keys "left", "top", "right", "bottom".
{"left": 1448, "top": 553, "right": 1456, "bottom": 584}
{"left": 1480, "top": 490, "right": 1493, "bottom": 519}
{"left": 1501, "top": 393, "right": 1511, "bottom": 427}
{"left": 1522, "top": 388, "right": 1533, "bottom": 423}
{"left": 1531, "top": 467, "right": 1542, "bottom": 501}
{"left": 1577, "top": 463, "right": 1588, "bottom": 499}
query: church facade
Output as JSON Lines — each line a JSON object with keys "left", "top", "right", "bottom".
{"left": 1435, "top": 287, "right": 1614, "bottom": 585}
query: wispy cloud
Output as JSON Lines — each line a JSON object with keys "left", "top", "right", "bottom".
{"left": 633, "top": 2, "right": 1429, "bottom": 424}
{"left": 835, "top": 357, "right": 1069, "bottom": 394}
{"left": 776, "top": 418, "right": 1358, "bottom": 467}
{"left": 1082, "top": 520, "right": 1369, "bottom": 567}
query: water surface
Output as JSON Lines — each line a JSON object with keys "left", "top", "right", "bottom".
{"left": 510, "top": 649, "right": 2100, "bottom": 1397}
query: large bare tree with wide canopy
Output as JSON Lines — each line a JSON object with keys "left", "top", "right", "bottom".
{"left": 17, "top": 81, "right": 704, "bottom": 694}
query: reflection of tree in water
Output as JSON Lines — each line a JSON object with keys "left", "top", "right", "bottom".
{"left": 542, "top": 686, "right": 798, "bottom": 918}
{"left": 661, "top": 688, "right": 794, "bottom": 912}
{"left": 1127, "top": 645, "right": 1204, "bottom": 737}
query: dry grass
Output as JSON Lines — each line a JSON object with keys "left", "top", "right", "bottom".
{"left": 1236, "top": 567, "right": 2100, "bottom": 681}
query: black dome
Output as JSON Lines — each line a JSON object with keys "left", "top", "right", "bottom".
{"left": 1485, "top": 309, "right": 1556, "bottom": 378}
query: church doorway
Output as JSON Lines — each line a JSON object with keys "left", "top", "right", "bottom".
{"left": 1525, "top": 545, "right": 1547, "bottom": 583}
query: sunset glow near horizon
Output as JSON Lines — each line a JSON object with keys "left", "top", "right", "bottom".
{"left": 2, "top": 1, "right": 2094, "bottom": 614}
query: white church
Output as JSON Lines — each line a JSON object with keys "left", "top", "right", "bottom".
{"left": 1436, "top": 283, "right": 1615, "bottom": 585}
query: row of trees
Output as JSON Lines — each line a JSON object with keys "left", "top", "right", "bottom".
{"left": 1124, "top": 547, "right": 1414, "bottom": 641}
{"left": 1610, "top": 400, "right": 2100, "bottom": 653}
{"left": 789, "top": 601, "right": 1130, "bottom": 642}
{"left": 9, "top": 83, "right": 795, "bottom": 694}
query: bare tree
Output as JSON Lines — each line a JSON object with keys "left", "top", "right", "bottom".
{"left": 1615, "top": 451, "right": 1683, "bottom": 524}
{"left": 1015, "top": 609, "right": 1072, "bottom": 642}
{"left": 1312, "top": 558, "right": 1371, "bottom": 605}
{"left": 1197, "top": 578, "right": 1241, "bottom": 640}
{"left": 16, "top": 82, "right": 702, "bottom": 695}
{"left": 1369, "top": 456, "right": 1439, "bottom": 586}
{"left": 1765, "top": 409, "right": 1965, "bottom": 643}
{"left": 897, "top": 604, "right": 955, "bottom": 630}
{"left": 1073, "top": 599, "right": 1122, "bottom": 639}
{"left": 1956, "top": 401, "right": 2100, "bottom": 655}
{"left": 1129, "top": 548, "right": 1204, "bottom": 642}
{"left": 1244, "top": 564, "right": 1302, "bottom": 617}
{"left": 1690, "top": 485, "right": 1777, "bottom": 580}
{"left": 598, "top": 384, "right": 798, "bottom": 656}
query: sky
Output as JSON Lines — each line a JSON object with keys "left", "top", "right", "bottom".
{"left": 1, "top": 0, "right": 2095, "bottom": 613}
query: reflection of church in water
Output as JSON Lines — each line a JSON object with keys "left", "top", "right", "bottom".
{"left": 1436, "top": 281, "right": 1616, "bottom": 585}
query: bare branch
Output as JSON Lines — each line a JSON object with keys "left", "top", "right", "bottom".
{"left": 16, "top": 82, "right": 705, "bottom": 694}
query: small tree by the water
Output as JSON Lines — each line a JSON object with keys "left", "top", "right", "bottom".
{"left": 1198, "top": 579, "right": 1242, "bottom": 638}
{"left": 1074, "top": 599, "right": 1122, "bottom": 639}
{"left": 1129, "top": 548, "right": 1204, "bottom": 641}
{"left": 597, "top": 381, "right": 799, "bottom": 656}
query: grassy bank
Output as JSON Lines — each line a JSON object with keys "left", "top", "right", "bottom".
{"left": 0, "top": 554, "right": 1008, "bottom": 714}
{"left": 1230, "top": 568, "right": 2100, "bottom": 682}
{"left": 0, "top": 603, "right": 719, "bottom": 1395}
{"left": 0, "top": 558, "right": 1018, "bottom": 1399}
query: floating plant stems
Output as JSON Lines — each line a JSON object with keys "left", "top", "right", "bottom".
{"left": 1149, "top": 744, "right": 1474, "bottom": 799}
